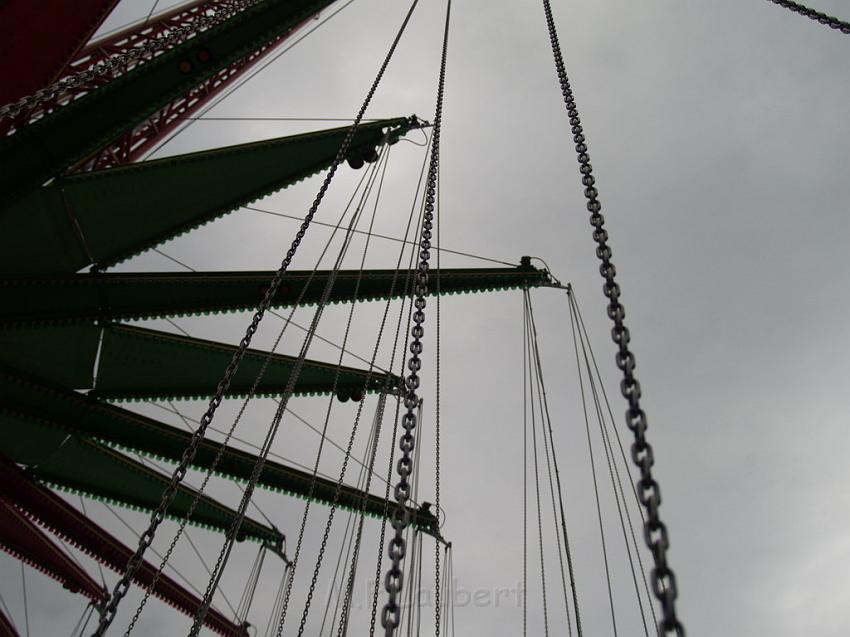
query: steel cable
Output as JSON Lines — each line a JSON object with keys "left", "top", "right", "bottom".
{"left": 524, "top": 301, "right": 550, "bottom": 637}
{"left": 567, "top": 295, "right": 619, "bottom": 636}
{"left": 524, "top": 293, "right": 574, "bottom": 637}
{"left": 94, "top": 0, "right": 418, "bottom": 624}
{"left": 192, "top": 146, "right": 392, "bottom": 635}
{"left": 121, "top": 144, "right": 383, "bottom": 636}
{"left": 570, "top": 289, "right": 660, "bottom": 630}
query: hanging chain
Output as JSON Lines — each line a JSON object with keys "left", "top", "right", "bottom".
{"left": 381, "top": 2, "right": 450, "bottom": 634}
{"left": 433, "top": 164, "right": 442, "bottom": 637}
{"left": 0, "top": 0, "right": 260, "bottom": 121}
{"left": 539, "top": 1, "right": 684, "bottom": 635}
{"left": 93, "top": 3, "right": 419, "bottom": 633}
{"left": 766, "top": 0, "right": 850, "bottom": 33}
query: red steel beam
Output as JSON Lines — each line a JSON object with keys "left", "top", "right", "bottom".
{"left": 0, "top": 456, "right": 248, "bottom": 637}
{"left": 0, "top": 606, "right": 18, "bottom": 637}
{"left": 0, "top": 0, "right": 119, "bottom": 107}
{"left": 2, "top": 0, "right": 320, "bottom": 168}
{"left": 0, "top": 499, "right": 107, "bottom": 605}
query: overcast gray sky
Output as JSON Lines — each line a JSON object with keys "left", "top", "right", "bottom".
{"left": 3, "top": 1, "right": 850, "bottom": 635}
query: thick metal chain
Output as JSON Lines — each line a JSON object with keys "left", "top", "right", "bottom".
{"left": 539, "top": 1, "right": 684, "bottom": 635}
{"left": 381, "top": 2, "right": 450, "bottom": 634}
{"left": 0, "top": 0, "right": 258, "bottom": 121}
{"left": 92, "top": 4, "right": 418, "bottom": 633}
{"left": 766, "top": 0, "right": 850, "bottom": 33}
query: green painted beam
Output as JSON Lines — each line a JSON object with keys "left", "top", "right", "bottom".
{"left": 0, "top": 118, "right": 420, "bottom": 273}
{"left": 0, "top": 368, "right": 436, "bottom": 531}
{"left": 0, "top": 265, "right": 551, "bottom": 327}
{"left": 0, "top": 0, "right": 337, "bottom": 203}
{"left": 0, "top": 408, "right": 279, "bottom": 543}
{"left": 0, "top": 324, "right": 398, "bottom": 402}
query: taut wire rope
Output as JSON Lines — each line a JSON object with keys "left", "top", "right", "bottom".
{"left": 573, "top": 296, "right": 653, "bottom": 635}
{"left": 123, "top": 138, "right": 387, "bottom": 635}
{"left": 567, "top": 291, "right": 619, "bottom": 636}
{"left": 569, "top": 288, "right": 660, "bottom": 630}
{"left": 141, "top": 0, "right": 360, "bottom": 161}
{"left": 242, "top": 205, "right": 517, "bottom": 267}
{"left": 523, "top": 291, "right": 574, "bottom": 636}
{"left": 94, "top": 0, "right": 420, "bottom": 628}
{"left": 190, "top": 143, "right": 394, "bottom": 635}
{"left": 522, "top": 292, "right": 528, "bottom": 637}
{"left": 20, "top": 563, "right": 29, "bottom": 637}
{"left": 270, "top": 149, "right": 395, "bottom": 635}
{"left": 525, "top": 293, "right": 584, "bottom": 635}
{"left": 524, "top": 295, "right": 550, "bottom": 637}
{"left": 285, "top": 150, "right": 397, "bottom": 637}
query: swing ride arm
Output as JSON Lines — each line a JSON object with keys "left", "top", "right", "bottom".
{"left": 0, "top": 369, "right": 438, "bottom": 533}
{"left": 0, "top": 410, "right": 281, "bottom": 544}
{"left": 0, "top": 118, "right": 422, "bottom": 273}
{"left": 0, "top": 324, "right": 399, "bottom": 402}
{"left": 0, "top": 264, "right": 553, "bottom": 327}
{"left": 0, "top": 499, "right": 107, "bottom": 604}
{"left": 0, "top": 0, "right": 338, "bottom": 204}
{"left": 0, "top": 455, "right": 250, "bottom": 636}
{"left": 0, "top": 0, "right": 119, "bottom": 108}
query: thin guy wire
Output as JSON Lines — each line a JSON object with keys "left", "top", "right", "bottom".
{"left": 271, "top": 151, "right": 391, "bottom": 636}
{"left": 570, "top": 290, "right": 660, "bottom": 629}
{"left": 522, "top": 291, "right": 528, "bottom": 637}
{"left": 20, "top": 563, "right": 29, "bottom": 637}
{"left": 142, "top": 0, "right": 358, "bottom": 160}
{"left": 0, "top": 589, "right": 14, "bottom": 629}
{"left": 236, "top": 544, "right": 266, "bottom": 624}
{"left": 118, "top": 120, "right": 385, "bottom": 634}
{"left": 524, "top": 293, "right": 573, "bottom": 636}
{"left": 94, "top": 9, "right": 402, "bottom": 623}
{"left": 525, "top": 304, "right": 550, "bottom": 637}
{"left": 575, "top": 305, "right": 650, "bottom": 637}
{"left": 71, "top": 602, "right": 94, "bottom": 637}
{"left": 193, "top": 148, "right": 391, "bottom": 635}
{"left": 333, "top": 397, "right": 391, "bottom": 637}
{"left": 525, "top": 295, "right": 584, "bottom": 636}
{"left": 567, "top": 296, "right": 618, "bottom": 636}
{"left": 163, "top": 400, "right": 276, "bottom": 528}
{"left": 329, "top": 403, "right": 385, "bottom": 637}
{"left": 244, "top": 205, "right": 517, "bottom": 267}
{"left": 78, "top": 497, "right": 109, "bottom": 589}
{"left": 101, "top": 502, "right": 225, "bottom": 614}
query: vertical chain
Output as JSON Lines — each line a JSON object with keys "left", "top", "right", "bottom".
{"left": 539, "top": 1, "right": 685, "bottom": 635}
{"left": 766, "top": 0, "right": 850, "bottom": 33}
{"left": 433, "top": 113, "right": 442, "bottom": 637}
{"left": 381, "top": 2, "right": 450, "bottom": 634}
{"left": 93, "top": 2, "right": 420, "bottom": 633}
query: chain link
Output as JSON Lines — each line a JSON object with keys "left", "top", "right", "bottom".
{"left": 92, "top": 8, "right": 419, "bottom": 636}
{"left": 0, "top": 0, "right": 259, "bottom": 122}
{"left": 539, "top": 1, "right": 684, "bottom": 635}
{"left": 766, "top": 0, "right": 850, "bottom": 33}
{"left": 381, "top": 2, "right": 450, "bottom": 635}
